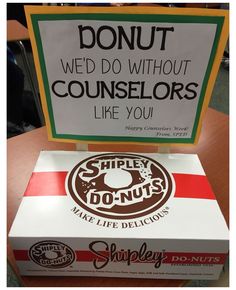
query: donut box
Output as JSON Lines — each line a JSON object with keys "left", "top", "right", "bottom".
{"left": 9, "top": 151, "right": 228, "bottom": 279}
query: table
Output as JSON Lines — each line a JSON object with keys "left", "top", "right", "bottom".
{"left": 7, "top": 20, "right": 44, "bottom": 126}
{"left": 7, "top": 108, "right": 229, "bottom": 287}
{"left": 7, "top": 19, "right": 29, "bottom": 41}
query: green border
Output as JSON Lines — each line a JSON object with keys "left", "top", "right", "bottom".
{"left": 31, "top": 13, "right": 224, "bottom": 144}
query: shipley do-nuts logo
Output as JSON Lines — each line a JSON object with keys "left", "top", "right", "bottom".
{"left": 67, "top": 153, "right": 174, "bottom": 219}
{"left": 29, "top": 241, "right": 75, "bottom": 268}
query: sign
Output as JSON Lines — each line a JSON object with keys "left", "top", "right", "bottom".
{"left": 25, "top": 6, "right": 228, "bottom": 144}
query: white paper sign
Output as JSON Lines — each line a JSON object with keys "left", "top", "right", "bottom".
{"left": 25, "top": 6, "right": 228, "bottom": 144}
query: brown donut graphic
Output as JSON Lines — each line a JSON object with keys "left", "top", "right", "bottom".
{"left": 29, "top": 241, "right": 75, "bottom": 268}
{"left": 67, "top": 153, "right": 174, "bottom": 219}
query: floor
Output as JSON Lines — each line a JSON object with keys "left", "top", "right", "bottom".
{"left": 7, "top": 40, "right": 229, "bottom": 287}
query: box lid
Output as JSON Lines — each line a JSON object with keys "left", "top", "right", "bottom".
{"left": 9, "top": 151, "right": 228, "bottom": 241}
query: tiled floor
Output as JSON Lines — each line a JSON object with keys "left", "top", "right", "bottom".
{"left": 185, "top": 256, "right": 229, "bottom": 287}
{"left": 7, "top": 42, "right": 229, "bottom": 287}
{"left": 7, "top": 263, "right": 22, "bottom": 287}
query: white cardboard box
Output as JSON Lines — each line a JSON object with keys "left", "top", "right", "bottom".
{"left": 9, "top": 151, "right": 229, "bottom": 279}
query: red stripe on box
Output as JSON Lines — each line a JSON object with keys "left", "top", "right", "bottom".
{"left": 13, "top": 250, "right": 29, "bottom": 261}
{"left": 173, "top": 173, "right": 216, "bottom": 200}
{"left": 23, "top": 172, "right": 215, "bottom": 200}
{"left": 14, "top": 249, "right": 226, "bottom": 265}
{"left": 163, "top": 252, "right": 227, "bottom": 264}
{"left": 24, "top": 172, "right": 68, "bottom": 196}
{"left": 76, "top": 251, "right": 108, "bottom": 262}
{"left": 75, "top": 251, "right": 226, "bottom": 265}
